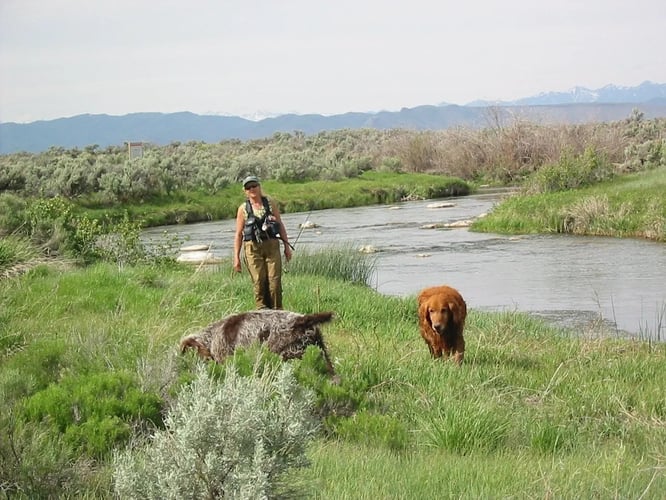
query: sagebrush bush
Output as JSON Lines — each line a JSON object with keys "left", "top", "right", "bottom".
{"left": 623, "top": 139, "right": 666, "bottom": 171}
{"left": 113, "top": 362, "right": 319, "bottom": 499}
{"left": 93, "top": 212, "right": 147, "bottom": 266}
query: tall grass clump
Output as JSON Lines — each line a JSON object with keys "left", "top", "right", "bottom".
{"left": 287, "top": 243, "right": 376, "bottom": 286}
{"left": 560, "top": 194, "right": 630, "bottom": 235}
{"left": 113, "top": 362, "right": 319, "bottom": 499}
{"left": 419, "top": 403, "right": 509, "bottom": 454}
{"left": 0, "top": 193, "right": 29, "bottom": 236}
{"left": 0, "top": 234, "right": 39, "bottom": 272}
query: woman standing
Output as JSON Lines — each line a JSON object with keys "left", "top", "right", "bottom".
{"left": 233, "top": 175, "right": 292, "bottom": 309}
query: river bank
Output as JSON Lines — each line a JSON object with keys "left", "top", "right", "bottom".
{"left": 472, "top": 166, "right": 666, "bottom": 242}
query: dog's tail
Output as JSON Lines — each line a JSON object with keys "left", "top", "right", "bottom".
{"left": 293, "top": 312, "right": 338, "bottom": 381}
{"left": 293, "top": 311, "right": 334, "bottom": 330}
{"left": 179, "top": 335, "right": 213, "bottom": 361}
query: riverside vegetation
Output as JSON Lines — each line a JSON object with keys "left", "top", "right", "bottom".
{"left": 1, "top": 111, "right": 665, "bottom": 498}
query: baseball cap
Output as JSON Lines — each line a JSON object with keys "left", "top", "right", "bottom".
{"left": 242, "top": 175, "right": 260, "bottom": 187}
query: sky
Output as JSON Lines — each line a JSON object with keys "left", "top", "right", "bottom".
{"left": 1, "top": 0, "right": 665, "bottom": 124}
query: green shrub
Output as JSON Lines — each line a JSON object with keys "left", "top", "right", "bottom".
{"left": 94, "top": 212, "right": 147, "bottom": 266}
{"left": 21, "top": 371, "right": 163, "bottom": 459}
{"left": 18, "top": 195, "right": 153, "bottom": 264}
{"left": 525, "top": 147, "right": 615, "bottom": 194}
{"left": 65, "top": 415, "right": 132, "bottom": 458}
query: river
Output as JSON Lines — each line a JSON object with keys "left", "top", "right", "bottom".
{"left": 142, "top": 191, "right": 666, "bottom": 339}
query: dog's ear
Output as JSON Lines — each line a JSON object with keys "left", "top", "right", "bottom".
{"left": 446, "top": 302, "right": 456, "bottom": 324}
{"left": 180, "top": 336, "right": 213, "bottom": 360}
{"left": 418, "top": 300, "right": 432, "bottom": 329}
{"left": 449, "top": 299, "right": 466, "bottom": 327}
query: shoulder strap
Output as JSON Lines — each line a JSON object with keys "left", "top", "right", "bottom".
{"left": 245, "top": 199, "right": 253, "bottom": 216}
{"left": 261, "top": 196, "right": 272, "bottom": 215}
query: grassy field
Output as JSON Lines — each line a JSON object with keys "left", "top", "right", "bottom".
{"left": 2, "top": 158, "right": 666, "bottom": 497}
{"left": 2, "top": 253, "right": 666, "bottom": 498}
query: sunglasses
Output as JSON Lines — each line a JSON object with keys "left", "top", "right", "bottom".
{"left": 244, "top": 183, "right": 259, "bottom": 189}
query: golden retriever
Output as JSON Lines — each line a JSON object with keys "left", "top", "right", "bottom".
{"left": 417, "top": 285, "right": 467, "bottom": 365}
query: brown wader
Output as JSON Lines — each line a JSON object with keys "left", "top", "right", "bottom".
{"left": 243, "top": 238, "right": 283, "bottom": 309}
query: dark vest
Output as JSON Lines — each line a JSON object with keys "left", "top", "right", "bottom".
{"left": 243, "top": 196, "right": 280, "bottom": 242}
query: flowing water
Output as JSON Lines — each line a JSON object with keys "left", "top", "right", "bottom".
{"left": 142, "top": 190, "right": 666, "bottom": 339}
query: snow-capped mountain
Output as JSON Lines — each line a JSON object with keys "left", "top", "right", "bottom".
{"left": 467, "top": 81, "right": 666, "bottom": 106}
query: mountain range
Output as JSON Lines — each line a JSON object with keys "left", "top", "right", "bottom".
{"left": 1, "top": 81, "right": 665, "bottom": 155}
{"left": 465, "top": 80, "right": 666, "bottom": 106}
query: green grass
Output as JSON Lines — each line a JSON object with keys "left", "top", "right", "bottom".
{"left": 2, "top": 251, "right": 666, "bottom": 498}
{"left": 473, "top": 166, "right": 666, "bottom": 241}
{"left": 301, "top": 441, "right": 660, "bottom": 498}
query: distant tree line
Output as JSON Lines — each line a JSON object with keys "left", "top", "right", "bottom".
{"left": 0, "top": 110, "right": 664, "bottom": 205}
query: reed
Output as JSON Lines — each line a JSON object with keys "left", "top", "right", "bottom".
{"left": 287, "top": 243, "right": 376, "bottom": 286}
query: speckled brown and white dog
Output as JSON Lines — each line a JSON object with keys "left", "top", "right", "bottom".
{"left": 180, "top": 309, "right": 337, "bottom": 378}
